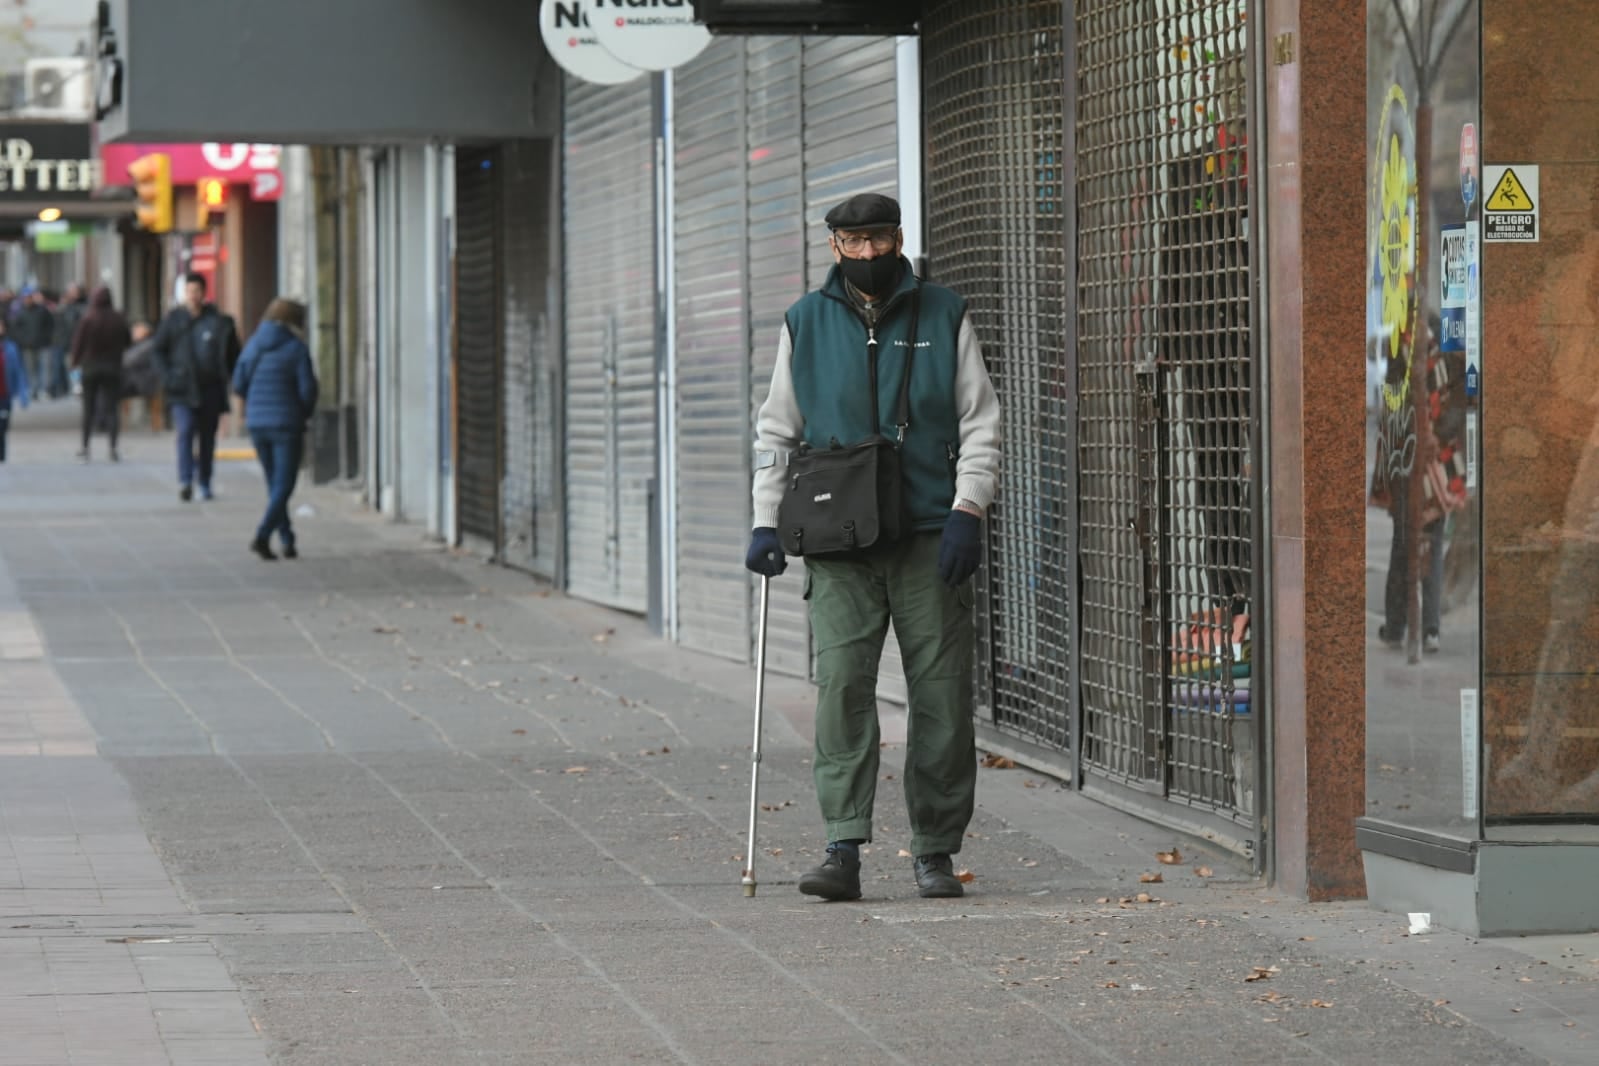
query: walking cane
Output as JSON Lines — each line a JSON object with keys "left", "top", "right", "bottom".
{"left": 742, "top": 574, "right": 771, "bottom": 897}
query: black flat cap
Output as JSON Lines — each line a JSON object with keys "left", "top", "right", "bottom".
{"left": 824, "top": 192, "right": 901, "bottom": 231}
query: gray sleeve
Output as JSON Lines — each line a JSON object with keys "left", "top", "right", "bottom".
{"left": 751, "top": 324, "right": 802, "bottom": 529}
{"left": 952, "top": 314, "right": 1001, "bottom": 511}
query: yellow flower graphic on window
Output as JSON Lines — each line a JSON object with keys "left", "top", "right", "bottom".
{"left": 1377, "top": 131, "right": 1413, "bottom": 364}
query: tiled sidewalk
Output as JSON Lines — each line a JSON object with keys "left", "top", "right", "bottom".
{"left": 0, "top": 563, "right": 268, "bottom": 1066}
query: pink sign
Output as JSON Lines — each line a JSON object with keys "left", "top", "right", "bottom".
{"left": 250, "top": 170, "right": 283, "bottom": 202}
{"left": 99, "top": 142, "right": 282, "bottom": 189}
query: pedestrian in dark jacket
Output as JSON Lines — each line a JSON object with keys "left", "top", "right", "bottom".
{"left": 52, "top": 283, "right": 87, "bottom": 400}
{"left": 0, "top": 317, "right": 31, "bottom": 463}
{"left": 10, "top": 288, "right": 54, "bottom": 400}
{"left": 232, "top": 298, "right": 318, "bottom": 560}
{"left": 69, "top": 287, "right": 132, "bottom": 462}
{"left": 150, "top": 273, "right": 241, "bottom": 501}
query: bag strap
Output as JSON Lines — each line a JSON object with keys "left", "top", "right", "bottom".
{"left": 863, "top": 278, "right": 922, "bottom": 443}
{"left": 893, "top": 283, "right": 921, "bottom": 443}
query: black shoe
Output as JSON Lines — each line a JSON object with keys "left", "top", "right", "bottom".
{"left": 282, "top": 544, "right": 298, "bottom": 560}
{"left": 109, "top": 448, "right": 120, "bottom": 463}
{"left": 250, "top": 538, "right": 278, "bottom": 561}
{"left": 913, "top": 854, "right": 964, "bottom": 899}
{"left": 798, "top": 845, "right": 862, "bottom": 901}
{"left": 1376, "top": 624, "right": 1403, "bottom": 649}
{"left": 179, "top": 484, "right": 193, "bottom": 502}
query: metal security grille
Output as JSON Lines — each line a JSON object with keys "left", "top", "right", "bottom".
{"left": 674, "top": 38, "right": 753, "bottom": 661}
{"left": 455, "top": 147, "right": 501, "bottom": 547}
{"left": 1075, "top": 0, "right": 1255, "bottom": 817}
{"left": 923, "top": 0, "right": 1073, "bottom": 753}
{"left": 500, "top": 140, "right": 559, "bottom": 579}
{"left": 564, "top": 78, "right": 658, "bottom": 613}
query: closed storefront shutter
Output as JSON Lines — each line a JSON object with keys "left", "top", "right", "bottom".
{"left": 455, "top": 146, "right": 501, "bottom": 547}
{"left": 801, "top": 36, "right": 904, "bottom": 699}
{"left": 744, "top": 36, "right": 810, "bottom": 679}
{"left": 564, "top": 78, "right": 658, "bottom": 612}
{"left": 500, "top": 140, "right": 560, "bottom": 579}
{"left": 673, "top": 38, "right": 753, "bottom": 660}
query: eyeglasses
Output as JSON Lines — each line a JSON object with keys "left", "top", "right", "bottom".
{"left": 832, "top": 230, "right": 898, "bottom": 254}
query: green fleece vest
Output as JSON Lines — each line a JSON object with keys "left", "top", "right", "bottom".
{"left": 785, "top": 262, "right": 968, "bottom": 532}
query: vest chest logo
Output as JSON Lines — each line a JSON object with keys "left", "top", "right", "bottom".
{"left": 894, "top": 340, "right": 933, "bottom": 348}
{"left": 813, "top": 492, "right": 832, "bottom": 503}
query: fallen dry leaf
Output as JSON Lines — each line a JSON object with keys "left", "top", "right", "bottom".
{"left": 1156, "top": 848, "right": 1183, "bottom": 865}
{"left": 563, "top": 766, "right": 589, "bottom": 774}
{"left": 980, "top": 753, "right": 1017, "bottom": 769}
{"left": 1245, "top": 966, "right": 1281, "bottom": 983}
{"left": 1298, "top": 936, "right": 1316, "bottom": 942}
{"left": 1139, "top": 872, "right": 1164, "bottom": 884}
{"left": 511, "top": 728, "right": 527, "bottom": 736}
{"left": 898, "top": 849, "right": 913, "bottom": 858}
{"left": 1022, "top": 859, "right": 1039, "bottom": 868}
{"left": 592, "top": 629, "right": 614, "bottom": 643}
{"left": 1194, "top": 866, "right": 1214, "bottom": 878}
{"left": 1135, "top": 892, "right": 1157, "bottom": 904}
{"left": 451, "top": 614, "right": 467, "bottom": 624}
{"left": 955, "top": 869, "right": 976, "bottom": 884}
{"left": 1096, "top": 897, "right": 1112, "bottom": 904}
{"left": 1309, "top": 999, "right": 1334, "bottom": 1009}
{"left": 1023, "top": 779, "right": 1039, "bottom": 788}
{"left": 1103, "top": 981, "right": 1120, "bottom": 989}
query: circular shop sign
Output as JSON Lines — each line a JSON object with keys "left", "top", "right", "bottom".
{"left": 540, "top": 0, "right": 645, "bottom": 85}
{"left": 588, "top": 0, "right": 710, "bottom": 72}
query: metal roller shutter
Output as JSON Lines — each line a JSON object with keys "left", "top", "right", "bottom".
{"left": 745, "top": 36, "right": 810, "bottom": 679}
{"left": 455, "top": 147, "right": 501, "bottom": 547}
{"left": 673, "top": 38, "right": 752, "bottom": 660}
{"left": 500, "top": 140, "right": 560, "bottom": 579}
{"left": 564, "top": 78, "right": 658, "bottom": 612}
{"left": 800, "top": 35, "right": 904, "bottom": 700}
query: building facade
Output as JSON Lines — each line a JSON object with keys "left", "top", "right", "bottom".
{"left": 93, "top": 0, "right": 1599, "bottom": 929}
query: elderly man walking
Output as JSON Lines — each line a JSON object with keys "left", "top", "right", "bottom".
{"left": 746, "top": 192, "right": 1002, "bottom": 901}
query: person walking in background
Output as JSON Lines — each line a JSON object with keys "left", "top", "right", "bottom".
{"left": 119, "top": 321, "right": 164, "bottom": 431}
{"left": 150, "top": 273, "right": 241, "bottom": 501}
{"left": 0, "top": 317, "right": 30, "bottom": 463}
{"left": 232, "top": 298, "right": 318, "bottom": 560}
{"left": 10, "top": 287, "right": 54, "bottom": 400}
{"left": 52, "top": 283, "right": 88, "bottom": 401}
{"left": 68, "top": 287, "right": 133, "bottom": 463}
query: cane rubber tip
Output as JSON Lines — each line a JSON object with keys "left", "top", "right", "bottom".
{"left": 743, "top": 883, "right": 757, "bottom": 897}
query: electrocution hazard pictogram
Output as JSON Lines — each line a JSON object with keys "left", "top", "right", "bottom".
{"left": 1483, "top": 164, "right": 1539, "bottom": 242}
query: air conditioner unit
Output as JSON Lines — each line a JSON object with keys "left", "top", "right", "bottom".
{"left": 24, "top": 58, "right": 94, "bottom": 118}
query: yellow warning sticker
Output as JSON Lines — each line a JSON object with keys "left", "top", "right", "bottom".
{"left": 1485, "top": 167, "right": 1534, "bottom": 212}
{"left": 1482, "top": 164, "right": 1539, "bottom": 242}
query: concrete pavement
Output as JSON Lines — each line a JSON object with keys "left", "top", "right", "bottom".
{"left": 0, "top": 401, "right": 1593, "bottom": 1065}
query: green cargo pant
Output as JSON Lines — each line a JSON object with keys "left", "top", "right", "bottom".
{"left": 805, "top": 531, "right": 976, "bottom": 857}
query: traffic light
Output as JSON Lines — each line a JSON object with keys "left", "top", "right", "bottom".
{"left": 196, "top": 176, "right": 227, "bottom": 228}
{"left": 127, "top": 152, "right": 172, "bottom": 233}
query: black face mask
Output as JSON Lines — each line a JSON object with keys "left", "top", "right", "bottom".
{"left": 839, "top": 254, "right": 902, "bottom": 297}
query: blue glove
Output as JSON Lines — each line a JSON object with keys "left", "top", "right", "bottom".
{"left": 937, "top": 511, "right": 982, "bottom": 588}
{"left": 745, "top": 526, "right": 787, "bottom": 577}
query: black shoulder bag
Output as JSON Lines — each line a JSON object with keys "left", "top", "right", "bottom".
{"left": 777, "top": 285, "right": 920, "bottom": 557}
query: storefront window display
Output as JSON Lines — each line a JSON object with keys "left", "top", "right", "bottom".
{"left": 1365, "top": 0, "right": 1482, "bottom": 840}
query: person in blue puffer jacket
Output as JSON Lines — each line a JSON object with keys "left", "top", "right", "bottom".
{"left": 1, "top": 316, "right": 32, "bottom": 462}
{"left": 232, "top": 298, "right": 318, "bottom": 560}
